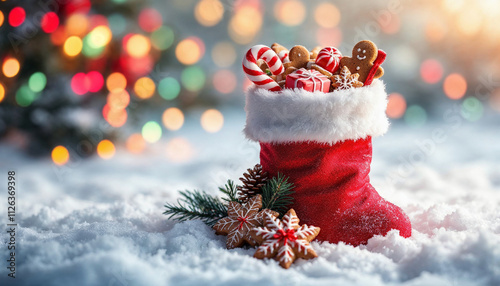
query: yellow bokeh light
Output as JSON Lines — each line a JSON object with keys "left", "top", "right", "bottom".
{"left": 166, "top": 137, "right": 194, "bottom": 163}
{"left": 274, "top": 0, "right": 306, "bottom": 26}
{"left": 457, "top": 9, "right": 482, "bottom": 36}
{"left": 175, "top": 38, "right": 202, "bottom": 65}
{"left": 3, "top": 58, "right": 20, "bottom": 78}
{"left": 66, "top": 13, "right": 89, "bottom": 36}
{"left": 97, "top": 139, "right": 116, "bottom": 159}
{"left": 107, "top": 90, "right": 130, "bottom": 109}
{"left": 126, "top": 133, "right": 146, "bottom": 154}
{"left": 314, "top": 3, "right": 340, "bottom": 28}
{"left": 133, "top": 77, "right": 156, "bottom": 99}
{"left": 106, "top": 72, "right": 127, "bottom": 93}
{"left": 63, "top": 36, "right": 83, "bottom": 57}
{"left": 89, "top": 25, "right": 112, "bottom": 48}
{"left": 162, "top": 107, "right": 184, "bottom": 131}
{"left": 106, "top": 108, "right": 128, "bottom": 128}
{"left": 195, "top": 0, "right": 224, "bottom": 26}
{"left": 228, "top": 6, "right": 262, "bottom": 44}
{"left": 0, "top": 11, "right": 4, "bottom": 27}
{"left": 0, "top": 83, "right": 4, "bottom": 103}
{"left": 443, "top": 73, "right": 467, "bottom": 100}
{"left": 442, "top": 0, "right": 465, "bottom": 13}
{"left": 201, "top": 109, "right": 224, "bottom": 133}
{"left": 52, "top": 145, "right": 70, "bottom": 166}
{"left": 212, "top": 42, "right": 236, "bottom": 67}
{"left": 126, "top": 34, "right": 151, "bottom": 58}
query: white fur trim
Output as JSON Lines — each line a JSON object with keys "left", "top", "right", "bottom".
{"left": 244, "top": 80, "right": 389, "bottom": 144}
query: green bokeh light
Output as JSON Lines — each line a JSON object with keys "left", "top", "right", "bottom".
{"left": 461, "top": 97, "right": 483, "bottom": 122}
{"left": 142, "top": 121, "right": 162, "bottom": 143}
{"left": 151, "top": 26, "right": 174, "bottom": 51}
{"left": 158, "top": 77, "right": 181, "bottom": 100}
{"left": 108, "top": 14, "right": 127, "bottom": 36}
{"left": 404, "top": 105, "right": 427, "bottom": 127}
{"left": 16, "top": 84, "right": 39, "bottom": 107}
{"left": 82, "top": 35, "right": 105, "bottom": 58}
{"left": 28, "top": 72, "right": 47, "bottom": 93}
{"left": 181, "top": 66, "right": 205, "bottom": 92}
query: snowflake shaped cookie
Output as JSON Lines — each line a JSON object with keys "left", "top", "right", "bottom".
{"left": 250, "top": 209, "right": 320, "bottom": 269}
{"left": 332, "top": 66, "right": 364, "bottom": 90}
{"left": 213, "top": 194, "right": 278, "bottom": 249}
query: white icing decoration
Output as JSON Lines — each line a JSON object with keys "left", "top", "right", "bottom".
{"left": 356, "top": 66, "right": 360, "bottom": 70}
{"left": 357, "top": 55, "right": 367, "bottom": 60}
{"left": 363, "top": 50, "right": 366, "bottom": 53}
{"left": 357, "top": 48, "right": 361, "bottom": 52}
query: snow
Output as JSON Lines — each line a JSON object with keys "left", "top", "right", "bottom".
{"left": 1, "top": 110, "right": 500, "bottom": 286}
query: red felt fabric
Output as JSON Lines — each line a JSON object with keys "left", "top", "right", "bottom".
{"left": 260, "top": 137, "right": 411, "bottom": 246}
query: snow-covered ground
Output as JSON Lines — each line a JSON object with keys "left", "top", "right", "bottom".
{"left": 1, "top": 110, "right": 500, "bottom": 286}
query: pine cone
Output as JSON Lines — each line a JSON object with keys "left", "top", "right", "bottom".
{"left": 237, "top": 164, "right": 269, "bottom": 203}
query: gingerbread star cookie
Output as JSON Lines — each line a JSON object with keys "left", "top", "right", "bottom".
{"left": 250, "top": 209, "right": 320, "bottom": 269}
{"left": 332, "top": 66, "right": 364, "bottom": 90}
{"left": 213, "top": 195, "right": 278, "bottom": 249}
{"left": 339, "top": 40, "right": 386, "bottom": 85}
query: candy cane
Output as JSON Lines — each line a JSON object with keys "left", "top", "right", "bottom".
{"left": 243, "top": 45, "right": 285, "bottom": 92}
{"left": 315, "top": 47, "right": 342, "bottom": 74}
{"left": 278, "top": 50, "right": 289, "bottom": 63}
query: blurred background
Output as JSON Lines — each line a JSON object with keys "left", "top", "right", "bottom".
{"left": 0, "top": 0, "right": 499, "bottom": 166}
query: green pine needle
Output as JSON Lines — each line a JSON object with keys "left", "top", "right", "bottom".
{"left": 218, "top": 180, "right": 239, "bottom": 203}
{"left": 261, "top": 173, "right": 295, "bottom": 216}
{"left": 163, "top": 190, "right": 228, "bottom": 227}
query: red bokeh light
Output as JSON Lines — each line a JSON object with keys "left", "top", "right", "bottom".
{"left": 138, "top": 8, "right": 163, "bottom": 32}
{"left": 9, "top": 7, "right": 26, "bottom": 27}
{"left": 41, "top": 12, "right": 60, "bottom": 33}
{"left": 64, "top": 0, "right": 91, "bottom": 15}
{"left": 86, "top": 71, "right": 104, "bottom": 93}
{"left": 420, "top": 59, "right": 443, "bottom": 84}
{"left": 71, "top": 72, "right": 90, "bottom": 95}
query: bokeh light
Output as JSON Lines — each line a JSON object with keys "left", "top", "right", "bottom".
{"left": 274, "top": 0, "right": 306, "bottom": 26}
{"left": 314, "top": 3, "right": 340, "bottom": 28}
{"left": 176, "top": 37, "right": 204, "bottom": 65}
{"left": 443, "top": 73, "right": 467, "bottom": 100}
{"left": 404, "top": 105, "right": 427, "bottom": 127}
{"left": 126, "top": 34, "right": 151, "bottom": 58}
{"left": 3, "top": 58, "right": 20, "bottom": 78}
{"left": 426, "top": 19, "right": 446, "bottom": 43}
{"left": 106, "top": 72, "right": 127, "bottom": 93}
{"left": 158, "top": 77, "right": 181, "bottom": 100}
{"left": 88, "top": 25, "right": 112, "bottom": 48}
{"left": 228, "top": 4, "right": 262, "bottom": 44}
{"left": 133, "top": 77, "right": 156, "bottom": 99}
{"left": 52, "top": 146, "right": 70, "bottom": 166}
{"left": 213, "top": 70, "right": 237, "bottom": 94}
{"left": 0, "top": 11, "right": 4, "bottom": 27}
{"left": 420, "top": 59, "right": 443, "bottom": 84}
{"left": 103, "top": 105, "right": 128, "bottom": 127}
{"left": 142, "top": 121, "right": 162, "bottom": 143}
{"left": 0, "top": 83, "right": 5, "bottom": 103}
{"left": 195, "top": 0, "right": 224, "bottom": 26}
{"left": 162, "top": 107, "right": 184, "bottom": 131}
{"left": 71, "top": 73, "right": 89, "bottom": 95}
{"left": 126, "top": 133, "right": 146, "bottom": 154}
{"left": 82, "top": 34, "right": 106, "bottom": 58}
{"left": 386, "top": 93, "right": 407, "bottom": 119}
{"left": 9, "top": 7, "right": 25, "bottom": 27}
{"left": 181, "top": 66, "right": 205, "bottom": 92}
{"left": 166, "top": 137, "right": 194, "bottom": 162}
{"left": 316, "top": 27, "right": 342, "bottom": 48}
{"left": 66, "top": 13, "right": 89, "bottom": 36}
{"left": 212, "top": 42, "right": 236, "bottom": 68}
{"left": 380, "top": 15, "right": 401, "bottom": 35}
{"left": 108, "top": 13, "right": 127, "bottom": 36}
{"left": 64, "top": 36, "right": 83, "bottom": 57}
{"left": 87, "top": 71, "right": 104, "bottom": 92}
{"left": 151, "top": 26, "right": 175, "bottom": 51}
{"left": 201, "top": 109, "right": 224, "bottom": 133}
{"left": 138, "top": 8, "right": 163, "bottom": 32}
{"left": 16, "top": 85, "right": 38, "bottom": 107}
{"left": 107, "top": 90, "right": 130, "bottom": 109}
{"left": 457, "top": 9, "right": 482, "bottom": 36}
{"left": 41, "top": 12, "right": 60, "bottom": 33}
{"left": 461, "top": 97, "right": 483, "bottom": 122}
{"left": 28, "top": 72, "right": 47, "bottom": 93}
{"left": 97, "top": 140, "right": 116, "bottom": 159}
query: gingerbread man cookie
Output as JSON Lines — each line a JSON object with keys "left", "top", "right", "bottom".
{"left": 283, "top": 45, "right": 310, "bottom": 76}
{"left": 340, "top": 40, "right": 386, "bottom": 85}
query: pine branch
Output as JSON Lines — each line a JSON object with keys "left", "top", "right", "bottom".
{"left": 219, "top": 180, "right": 239, "bottom": 203}
{"left": 163, "top": 190, "right": 228, "bottom": 227}
{"left": 262, "top": 173, "right": 295, "bottom": 216}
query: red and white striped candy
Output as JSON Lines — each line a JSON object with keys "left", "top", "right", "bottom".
{"left": 243, "top": 45, "right": 285, "bottom": 92}
{"left": 315, "top": 47, "right": 342, "bottom": 74}
{"left": 278, "top": 50, "right": 289, "bottom": 63}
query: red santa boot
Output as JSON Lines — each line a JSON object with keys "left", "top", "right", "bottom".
{"left": 244, "top": 80, "right": 412, "bottom": 246}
